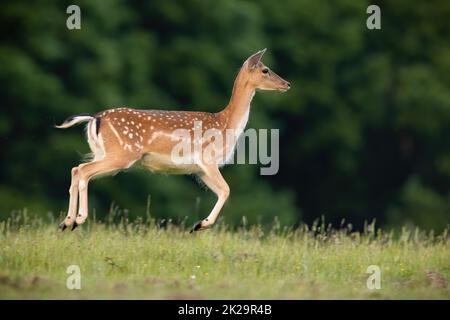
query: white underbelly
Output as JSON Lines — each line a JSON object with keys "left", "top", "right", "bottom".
{"left": 140, "top": 152, "right": 203, "bottom": 174}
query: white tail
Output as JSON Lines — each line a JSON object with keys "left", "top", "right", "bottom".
{"left": 55, "top": 114, "right": 94, "bottom": 129}
{"left": 57, "top": 49, "right": 290, "bottom": 232}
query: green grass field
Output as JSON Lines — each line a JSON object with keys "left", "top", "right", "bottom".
{"left": 0, "top": 216, "right": 449, "bottom": 299}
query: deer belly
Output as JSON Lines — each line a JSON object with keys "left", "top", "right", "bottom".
{"left": 140, "top": 152, "right": 203, "bottom": 174}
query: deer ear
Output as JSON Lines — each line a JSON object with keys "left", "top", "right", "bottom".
{"left": 246, "top": 48, "right": 267, "bottom": 69}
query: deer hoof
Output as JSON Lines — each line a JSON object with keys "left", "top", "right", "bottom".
{"left": 59, "top": 222, "right": 67, "bottom": 232}
{"left": 190, "top": 220, "right": 209, "bottom": 233}
{"left": 71, "top": 222, "right": 79, "bottom": 231}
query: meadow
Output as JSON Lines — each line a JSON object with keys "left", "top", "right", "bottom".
{"left": 0, "top": 214, "right": 449, "bottom": 299}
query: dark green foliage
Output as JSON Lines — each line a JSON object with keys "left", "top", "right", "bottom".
{"left": 0, "top": 1, "right": 448, "bottom": 230}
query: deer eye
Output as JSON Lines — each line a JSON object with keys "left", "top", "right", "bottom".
{"left": 262, "top": 68, "right": 269, "bottom": 74}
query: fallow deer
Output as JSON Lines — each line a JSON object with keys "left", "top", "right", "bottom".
{"left": 56, "top": 49, "right": 290, "bottom": 232}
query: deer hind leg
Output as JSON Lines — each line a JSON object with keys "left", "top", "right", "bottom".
{"left": 191, "top": 164, "right": 230, "bottom": 233}
{"left": 59, "top": 167, "right": 80, "bottom": 231}
{"left": 71, "top": 156, "right": 138, "bottom": 230}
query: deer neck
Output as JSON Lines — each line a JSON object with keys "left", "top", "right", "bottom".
{"left": 222, "top": 68, "right": 255, "bottom": 131}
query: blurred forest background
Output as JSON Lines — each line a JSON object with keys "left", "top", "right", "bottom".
{"left": 0, "top": 0, "right": 449, "bottom": 231}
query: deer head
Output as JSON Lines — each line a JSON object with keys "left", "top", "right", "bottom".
{"left": 243, "top": 48, "right": 290, "bottom": 92}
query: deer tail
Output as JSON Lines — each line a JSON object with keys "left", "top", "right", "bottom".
{"left": 55, "top": 113, "right": 94, "bottom": 129}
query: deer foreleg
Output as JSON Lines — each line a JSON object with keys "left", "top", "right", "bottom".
{"left": 191, "top": 164, "right": 230, "bottom": 232}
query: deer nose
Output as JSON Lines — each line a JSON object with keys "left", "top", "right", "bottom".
{"left": 285, "top": 81, "right": 291, "bottom": 89}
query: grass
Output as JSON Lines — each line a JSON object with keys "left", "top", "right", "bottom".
{"left": 0, "top": 214, "right": 449, "bottom": 299}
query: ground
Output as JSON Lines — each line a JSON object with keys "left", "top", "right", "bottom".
{"left": 0, "top": 218, "right": 449, "bottom": 299}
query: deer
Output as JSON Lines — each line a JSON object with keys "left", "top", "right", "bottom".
{"left": 56, "top": 49, "right": 290, "bottom": 232}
